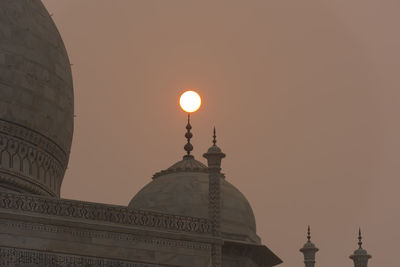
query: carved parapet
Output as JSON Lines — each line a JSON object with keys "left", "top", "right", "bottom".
{"left": 0, "top": 192, "right": 213, "bottom": 234}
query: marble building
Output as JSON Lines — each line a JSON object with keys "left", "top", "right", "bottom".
{"left": 0, "top": 1, "right": 282, "bottom": 266}
{"left": 0, "top": 1, "right": 374, "bottom": 267}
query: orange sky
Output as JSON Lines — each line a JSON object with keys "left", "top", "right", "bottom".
{"left": 42, "top": 1, "right": 400, "bottom": 266}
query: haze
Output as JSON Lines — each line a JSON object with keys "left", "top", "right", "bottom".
{"left": 41, "top": 1, "right": 400, "bottom": 267}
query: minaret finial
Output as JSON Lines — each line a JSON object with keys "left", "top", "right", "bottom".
{"left": 213, "top": 127, "right": 217, "bottom": 146}
{"left": 184, "top": 113, "right": 193, "bottom": 157}
{"left": 300, "top": 225, "right": 319, "bottom": 267}
{"left": 358, "top": 228, "right": 363, "bottom": 249}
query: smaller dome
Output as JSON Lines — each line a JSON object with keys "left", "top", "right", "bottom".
{"left": 301, "top": 241, "right": 318, "bottom": 249}
{"left": 353, "top": 248, "right": 369, "bottom": 255}
{"left": 206, "top": 145, "right": 222, "bottom": 153}
{"left": 129, "top": 155, "right": 260, "bottom": 244}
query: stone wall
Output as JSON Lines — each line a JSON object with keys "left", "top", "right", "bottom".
{"left": 0, "top": 192, "right": 214, "bottom": 266}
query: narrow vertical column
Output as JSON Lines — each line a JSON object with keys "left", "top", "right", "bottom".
{"left": 350, "top": 229, "right": 371, "bottom": 267}
{"left": 204, "top": 128, "right": 225, "bottom": 267}
{"left": 300, "top": 226, "right": 319, "bottom": 267}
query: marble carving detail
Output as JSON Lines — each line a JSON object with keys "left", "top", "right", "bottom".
{"left": 0, "top": 120, "right": 67, "bottom": 197}
{"left": 0, "top": 247, "right": 167, "bottom": 267}
{"left": 0, "top": 192, "right": 212, "bottom": 234}
{"left": 208, "top": 172, "right": 222, "bottom": 267}
{"left": 0, "top": 220, "right": 212, "bottom": 251}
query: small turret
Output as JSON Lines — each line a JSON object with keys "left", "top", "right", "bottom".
{"left": 350, "top": 228, "right": 371, "bottom": 267}
{"left": 300, "top": 226, "right": 319, "bottom": 267}
{"left": 203, "top": 127, "right": 226, "bottom": 172}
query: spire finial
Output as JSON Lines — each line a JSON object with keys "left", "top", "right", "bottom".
{"left": 213, "top": 127, "right": 217, "bottom": 146}
{"left": 184, "top": 114, "right": 193, "bottom": 156}
{"left": 358, "top": 228, "right": 363, "bottom": 249}
{"left": 307, "top": 225, "right": 311, "bottom": 241}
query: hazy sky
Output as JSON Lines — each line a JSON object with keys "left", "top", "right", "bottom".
{"left": 41, "top": 1, "right": 400, "bottom": 266}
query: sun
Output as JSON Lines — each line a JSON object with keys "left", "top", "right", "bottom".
{"left": 179, "top": 90, "right": 202, "bottom": 113}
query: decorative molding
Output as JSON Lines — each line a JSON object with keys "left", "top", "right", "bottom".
{"left": 0, "top": 192, "right": 212, "bottom": 234}
{"left": 0, "top": 171, "right": 55, "bottom": 196}
{"left": 0, "top": 220, "right": 211, "bottom": 251}
{"left": 0, "top": 247, "right": 168, "bottom": 267}
{"left": 0, "top": 119, "right": 68, "bottom": 196}
{"left": 0, "top": 119, "right": 67, "bottom": 163}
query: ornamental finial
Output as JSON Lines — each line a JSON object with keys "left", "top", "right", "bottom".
{"left": 358, "top": 228, "right": 363, "bottom": 249}
{"left": 179, "top": 90, "right": 201, "bottom": 158}
{"left": 213, "top": 127, "right": 217, "bottom": 146}
{"left": 184, "top": 114, "right": 193, "bottom": 156}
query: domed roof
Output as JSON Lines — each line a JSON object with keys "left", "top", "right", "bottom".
{"left": 0, "top": 0, "right": 73, "bottom": 196}
{"left": 129, "top": 155, "right": 261, "bottom": 244}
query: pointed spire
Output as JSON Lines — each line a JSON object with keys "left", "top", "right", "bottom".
{"left": 184, "top": 114, "right": 193, "bottom": 157}
{"left": 307, "top": 225, "right": 311, "bottom": 242}
{"left": 358, "top": 228, "right": 363, "bottom": 249}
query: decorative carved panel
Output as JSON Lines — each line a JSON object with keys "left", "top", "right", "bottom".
{"left": 0, "top": 247, "right": 168, "bottom": 267}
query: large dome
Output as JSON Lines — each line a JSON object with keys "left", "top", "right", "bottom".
{"left": 0, "top": 0, "right": 73, "bottom": 197}
{"left": 129, "top": 156, "right": 261, "bottom": 244}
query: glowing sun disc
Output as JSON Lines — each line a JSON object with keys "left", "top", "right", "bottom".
{"left": 179, "top": 90, "right": 201, "bottom": 113}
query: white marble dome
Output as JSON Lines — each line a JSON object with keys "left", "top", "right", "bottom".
{"left": 129, "top": 155, "right": 261, "bottom": 244}
{"left": 0, "top": 0, "right": 73, "bottom": 197}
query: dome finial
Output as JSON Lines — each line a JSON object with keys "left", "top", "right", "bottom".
{"left": 307, "top": 225, "right": 311, "bottom": 242}
{"left": 179, "top": 90, "right": 201, "bottom": 158}
{"left": 184, "top": 114, "right": 193, "bottom": 157}
{"left": 358, "top": 228, "right": 363, "bottom": 249}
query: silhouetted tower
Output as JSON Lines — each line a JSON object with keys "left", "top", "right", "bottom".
{"left": 350, "top": 229, "right": 371, "bottom": 267}
{"left": 300, "top": 226, "right": 319, "bottom": 267}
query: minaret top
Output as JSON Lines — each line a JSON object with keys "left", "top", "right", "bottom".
{"left": 300, "top": 226, "right": 319, "bottom": 267}
{"left": 350, "top": 228, "right": 371, "bottom": 267}
{"left": 300, "top": 225, "right": 319, "bottom": 252}
{"left": 203, "top": 127, "right": 226, "bottom": 172}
